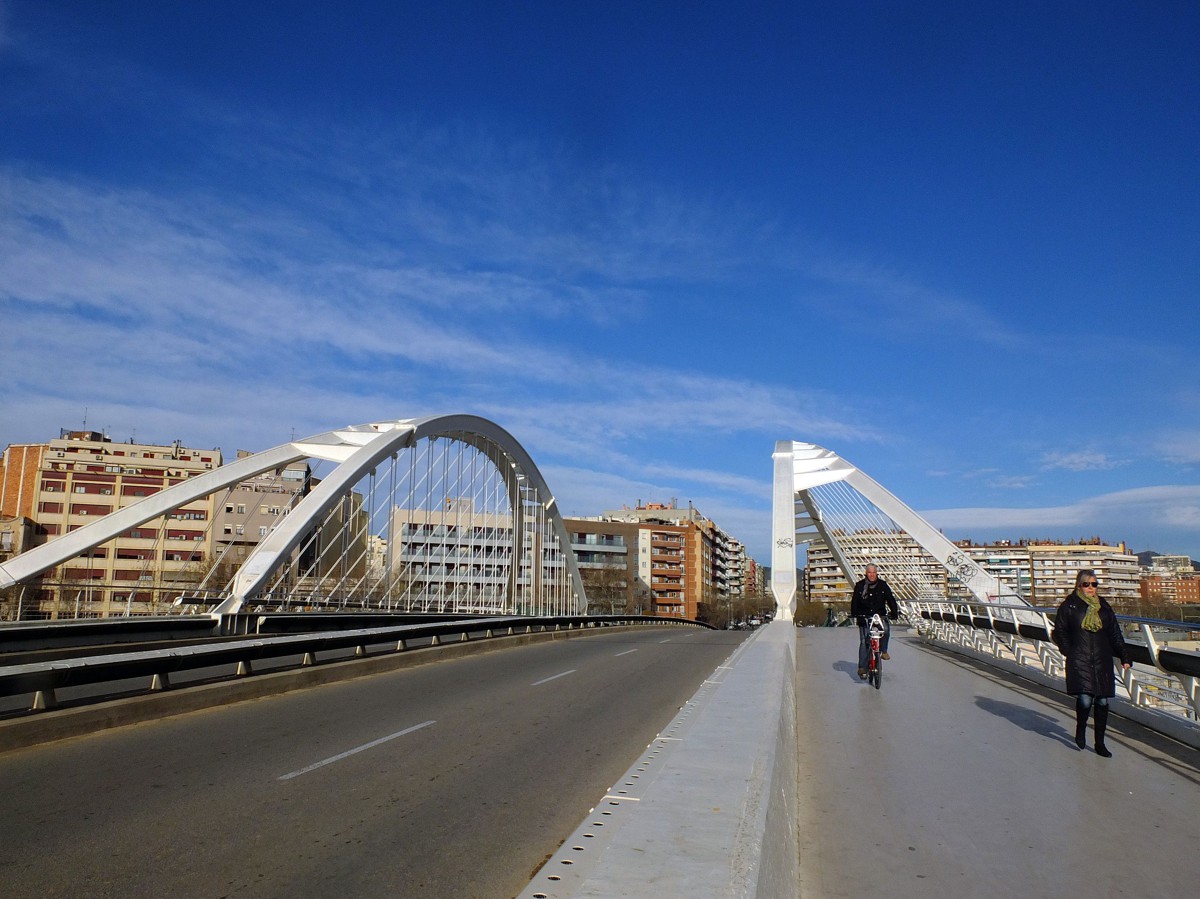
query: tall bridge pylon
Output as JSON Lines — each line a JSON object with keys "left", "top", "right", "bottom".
{"left": 1, "top": 416, "right": 587, "bottom": 618}
{"left": 770, "top": 441, "right": 1025, "bottom": 620}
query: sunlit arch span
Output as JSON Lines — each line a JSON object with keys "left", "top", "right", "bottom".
{"left": 0, "top": 416, "right": 587, "bottom": 617}
{"left": 770, "top": 440, "right": 1027, "bottom": 620}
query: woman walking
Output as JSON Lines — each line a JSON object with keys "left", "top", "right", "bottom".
{"left": 1052, "top": 569, "right": 1132, "bottom": 757}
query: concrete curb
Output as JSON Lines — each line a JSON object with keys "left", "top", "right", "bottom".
{"left": 520, "top": 620, "right": 799, "bottom": 898}
{"left": 0, "top": 626, "right": 642, "bottom": 755}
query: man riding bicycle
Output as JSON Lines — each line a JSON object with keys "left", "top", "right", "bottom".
{"left": 850, "top": 564, "right": 900, "bottom": 679}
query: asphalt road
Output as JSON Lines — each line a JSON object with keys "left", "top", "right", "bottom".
{"left": 0, "top": 626, "right": 748, "bottom": 898}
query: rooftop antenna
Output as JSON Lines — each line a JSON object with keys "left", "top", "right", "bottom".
{"left": 82, "top": 407, "right": 88, "bottom": 430}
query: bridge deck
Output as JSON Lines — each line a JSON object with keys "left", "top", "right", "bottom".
{"left": 795, "top": 626, "right": 1198, "bottom": 897}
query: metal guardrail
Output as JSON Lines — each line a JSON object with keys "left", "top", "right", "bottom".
{"left": 0, "top": 616, "right": 220, "bottom": 653}
{"left": 907, "top": 600, "right": 1200, "bottom": 723}
{"left": 0, "top": 615, "right": 707, "bottom": 712}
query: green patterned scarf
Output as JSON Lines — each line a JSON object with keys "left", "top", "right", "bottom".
{"left": 1076, "top": 588, "right": 1102, "bottom": 632}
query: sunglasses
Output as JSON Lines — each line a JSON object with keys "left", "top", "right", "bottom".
{"left": 1082, "top": 581, "right": 1098, "bottom": 587}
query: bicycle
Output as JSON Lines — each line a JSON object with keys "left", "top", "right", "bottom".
{"left": 864, "top": 613, "right": 885, "bottom": 690}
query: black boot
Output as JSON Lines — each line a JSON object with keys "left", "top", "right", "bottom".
{"left": 1094, "top": 704, "right": 1112, "bottom": 758}
{"left": 1074, "top": 698, "right": 1088, "bottom": 750}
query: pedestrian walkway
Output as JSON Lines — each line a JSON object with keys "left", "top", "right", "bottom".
{"left": 795, "top": 626, "right": 1199, "bottom": 898}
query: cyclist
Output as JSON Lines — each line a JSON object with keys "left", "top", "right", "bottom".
{"left": 850, "top": 564, "right": 900, "bottom": 679}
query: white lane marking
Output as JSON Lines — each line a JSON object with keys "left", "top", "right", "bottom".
{"left": 659, "top": 638, "right": 672, "bottom": 643}
{"left": 531, "top": 669, "right": 576, "bottom": 686}
{"left": 278, "top": 720, "right": 436, "bottom": 780}
{"left": 615, "top": 648, "right": 638, "bottom": 657}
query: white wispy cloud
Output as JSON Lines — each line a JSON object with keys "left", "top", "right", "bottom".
{"left": 988, "top": 475, "right": 1038, "bottom": 490}
{"left": 1040, "top": 450, "right": 1122, "bottom": 472}
{"left": 1156, "top": 432, "right": 1200, "bottom": 466}
{"left": 1, "top": 163, "right": 874, "bottom": 482}
{"left": 805, "top": 256, "right": 1030, "bottom": 351}
{"left": 923, "top": 485, "right": 1200, "bottom": 552}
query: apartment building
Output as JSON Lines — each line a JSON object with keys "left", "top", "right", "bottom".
{"left": 803, "top": 538, "right": 855, "bottom": 604}
{"left": 1022, "top": 541, "right": 1139, "bottom": 606}
{"left": 375, "top": 499, "right": 755, "bottom": 622}
{"left": 803, "top": 530, "right": 948, "bottom": 604}
{"left": 565, "top": 517, "right": 644, "bottom": 614}
{"left": 803, "top": 533, "right": 1141, "bottom": 608}
{"left": 600, "top": 501, "right": 743, "bottom": 621}
{"left": 1140, "top": 573, "right": 1200, "bottom": 605}
{"left": 388, "top": 501, "right": 522, "bottom": 613}
{"left": 0, "top": 515, "right": 37, "bottom": 618}
{"left": 209, "top": 451, "right": 312, "bottom": 585}
{"left": 0, "top": 443, "right": 47, "bottom": 519}
{"left": 1147, "top": 554, "right": 1194, "bottom": 573}
{"left": 17, "top": 430, "right": 222, "bottom": 617}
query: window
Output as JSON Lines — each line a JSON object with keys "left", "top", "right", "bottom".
{"left": 236, "top": 504, "right": 246, "bottom": 514}
{"left": 236, "top": 525, "right": 245, "bottom": 535}
{"left": 259, "top": 526, "right": 268, "bottom": 537}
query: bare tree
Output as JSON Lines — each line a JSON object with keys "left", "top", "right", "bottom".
{"left": 0, "top": 584, "right": 19, "bottom": 621}
{"left": 581, "top": 564, "right": 630, "bottom": 615}
{"left": 793, "top": 599, "right": 829, "bottom": 627}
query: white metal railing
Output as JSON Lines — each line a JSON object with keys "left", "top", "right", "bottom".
{"left": 904, "top": 599, "right": 1200, "bottom": 724}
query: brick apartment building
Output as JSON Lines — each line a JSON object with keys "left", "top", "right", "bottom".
{"left": 0, "top": 430, "right": 222, "bottom": 617}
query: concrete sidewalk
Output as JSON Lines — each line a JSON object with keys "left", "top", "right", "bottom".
{"left": 793, "top": 626, "right": 1199, "bottom": 898}
{"left": 520, "top": 620, "right": 799, "bottom": 899}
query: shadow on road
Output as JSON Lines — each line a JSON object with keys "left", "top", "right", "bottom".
{"left": 832, "top": 659, "right": 864, "bottom": 681}
{"left": 974, "top": 695, "right": 1077, "bottom": 750}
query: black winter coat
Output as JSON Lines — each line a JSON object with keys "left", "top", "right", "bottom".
{"left": 1052, "top": 592, "right": 1131, "bottom": 697}
{"left": 849, "top": 577, "right": 899, "bottom": 621}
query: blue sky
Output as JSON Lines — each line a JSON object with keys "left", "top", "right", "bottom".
{"left": 2, "top": 2, "right": 1198, "bottom": 563}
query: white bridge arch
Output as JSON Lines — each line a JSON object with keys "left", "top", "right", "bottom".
{"left": 1, "top": 416, "right": 587, "bottom": 617}
{"left": 770, "top": 440, "right": 1026, "bottom": 620}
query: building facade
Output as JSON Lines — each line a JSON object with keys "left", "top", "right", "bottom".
{"left": 1139, "top": 551, "right": 1199, "bottom": 607}
{"left": 598, "top": 501, "right": 749, "bottom": 622}
{"left": 803, "top": 534, "right": 1141, "bottom": 608}
{"left": 388, "top": 501, "right": 526, "bottom": 613}
{"left": 15, "top": 430, "right": 223, "bottom": 617}
{"left": 565, "top": 517, "right": 644, "bottom": 614}
{"left": 208, "top": 451, "right": 313, "bottom": 593}
{"left": 0, "top": 443, "right": 47, "bottom": 519}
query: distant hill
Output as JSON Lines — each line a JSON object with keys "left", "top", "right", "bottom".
{"left": 1136, "top": 550, "right": 1199, "bottom": 570}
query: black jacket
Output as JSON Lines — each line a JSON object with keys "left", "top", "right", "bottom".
{"left": 1052, "top": 591, "right": 1131, "bottom": 697}
{"left": 849, "top": 577, "right": 899, "bottom": 621}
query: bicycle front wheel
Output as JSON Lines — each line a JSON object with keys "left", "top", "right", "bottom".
{"left": 873, "top": 654, "right": 882, "bottom": 690}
